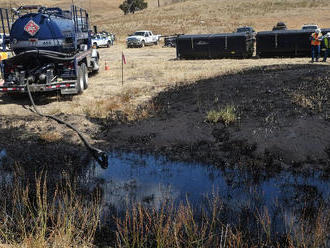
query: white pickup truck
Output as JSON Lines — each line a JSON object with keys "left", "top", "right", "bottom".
{"left": 91, "top": 33, "right": 111, "bottom": 48}
{"left": 126, "top": 30, "right": 161, "bottom": 48}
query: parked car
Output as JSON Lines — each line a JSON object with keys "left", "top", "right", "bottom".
{"left": 164, "top": 35, "right": 178, "bottom": 47}
{"left": 236, "top": 26, "right": 256, "bottom": 39}
{"left": 126, "top": 30, "right": 161, "bottom": 48}
{"left": 0, "top": 33, "right": 9, "bottom": 50}
{"left": 91, "top": 33, "right": 111, "bottom": 48}
{"left": 301, "top": 24, "right": 319, "bottom": 31}
{"left": 272, "top": 22, "right": 287, "bottom": 31}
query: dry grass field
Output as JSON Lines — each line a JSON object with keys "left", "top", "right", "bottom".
{"left": 1, "top": 0, "right": 330, "bottom": 39}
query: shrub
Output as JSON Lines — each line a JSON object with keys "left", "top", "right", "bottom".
{"left": 119, "top": 0, "right": 148, "bottom": 15}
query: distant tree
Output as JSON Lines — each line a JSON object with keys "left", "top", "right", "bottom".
{"left": 119, "top": 0, "right": 147, "bottom": 14}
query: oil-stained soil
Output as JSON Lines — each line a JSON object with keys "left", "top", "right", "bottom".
{"left": 104, "top": 63, "right": 330, "bottom": 170}
{"left": 0, "top": 63, "right": 330, "bottom": 172}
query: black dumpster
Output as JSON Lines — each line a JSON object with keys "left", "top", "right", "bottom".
{"left": 176, "top": 32, "right": 254, "bottom": 59}
{"left": 256, "top": 28, "right": 330, "bottom": 58}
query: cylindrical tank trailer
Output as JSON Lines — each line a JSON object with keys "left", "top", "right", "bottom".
{"left": 0, "top": 5, "right": 99, "bottom": 95}
{"left": 10, "top": 6, "right": 90, "bottom": 54}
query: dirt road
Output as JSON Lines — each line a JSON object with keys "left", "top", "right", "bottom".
{"left": 0, "top": 45, "right": 329, "bottom": 170}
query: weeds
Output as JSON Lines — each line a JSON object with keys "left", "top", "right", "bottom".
{"left": 114, "top": 196, "right": 330, "bottom": 248}
{"left": 206, "top": 105, "right": 237, "bottom": 126}
{"left": 39, "top": 132, "right": 62, "bottom": 143}
{"left": 0, "top": 172, "right": 329, "bottom": 247}
{"left": 0, "top": 172, "right": 100, "bottom": 248}
{"left": 115, "top": 197, "right": 240, "bottom": 248}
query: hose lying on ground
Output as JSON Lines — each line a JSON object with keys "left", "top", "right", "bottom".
{"left": 26, "top": 84, "right": 109, "bottom": 169}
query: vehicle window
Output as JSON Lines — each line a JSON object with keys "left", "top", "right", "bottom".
{"left": 302, "top": 26, "right": 317, "bottom": 30}
{"left": 134, "top": 32, "right": 145, "bottom": 36}
{"left": 237, "top": 28, "right": 250, "bottom": 32}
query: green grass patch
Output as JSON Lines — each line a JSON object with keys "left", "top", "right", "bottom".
{"left": 206, "top": 105, "right": 237, "bottom": 126}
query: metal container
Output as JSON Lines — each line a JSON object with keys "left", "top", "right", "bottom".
{"left": 256, "top": 28, "right": 330, "bottom": 58}
{"left": 176, "top": 33, "right": 254, "bottom": 59}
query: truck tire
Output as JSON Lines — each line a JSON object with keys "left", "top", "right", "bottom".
{"left": 107, "top": 41, "right": 111, "bottom": 48}
{"left": 154, "top": 41, "right": 158, "bottom": 45}
{"left": 141, "top": 40, "right": 145, "bottom": 48}
{"left": 76, "top": 65, "right": 85, "bottom": 94}
{"left": 81, "top": 63, "right": 88, "bottom": 89}
{"left": 93, "top": 42, "right": 98, "bottom": 49}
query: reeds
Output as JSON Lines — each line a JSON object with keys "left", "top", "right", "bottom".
{"left": 114, "top": 196, "right": 330, "bottom": 248}
{"left": 0, "top": 172, "right": 329, "bottom": 247}
{"left": 115, "top": 197, "right": 240, "bottom": 248}
{"left": 0, "top": 172, "right": 100, "bottom": 248}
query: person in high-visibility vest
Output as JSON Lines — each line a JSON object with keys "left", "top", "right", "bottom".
{"left": 322, "top": 32, "right": 330, "bottom": 62}
{"left": 310, "top": 28, "right": 323, "bottom": 62}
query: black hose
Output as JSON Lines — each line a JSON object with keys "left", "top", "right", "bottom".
{"left": 26, "top": 84, "right": 108, "bottom": 169}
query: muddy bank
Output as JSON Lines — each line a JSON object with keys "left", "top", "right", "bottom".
{"left": 104, "top": 63, "right": 330, "bottom": 170}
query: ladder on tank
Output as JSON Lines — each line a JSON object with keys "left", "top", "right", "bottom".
{"left": 0, "top": 7, "right": 15, "bottom": 52}
{"left": 71, "top": 5, "right": 90, "bottom": 50}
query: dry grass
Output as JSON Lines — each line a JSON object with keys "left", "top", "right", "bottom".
{"left": 39, "top": 132, "right": 62, "bottom": 143}
{"left": 291, "top": 76, "right": 330, "bottom": 113}
{"left": 115, "top": 197, "right": 242, "bottom": 248}
{"left": 0, "top": 172, "right": 100, "bottom": 248}
{"left": 291, "top": 92, "right": 314, "bottom": 109}
{"left": 114, "top": 196, "right": 330, "bottom": 248}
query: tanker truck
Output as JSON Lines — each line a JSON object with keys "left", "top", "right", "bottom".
{"left": 0, "top": 5, "right": 100, "bottom": 95}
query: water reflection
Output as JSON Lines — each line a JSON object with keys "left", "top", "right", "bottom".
{"left": 1, "top": 148, "right": 329, "bottom": 235}
{"left": 81, "top": 152, "right": 329, "bottom": 215}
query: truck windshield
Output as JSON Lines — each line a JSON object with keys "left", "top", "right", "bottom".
{"left": 237, "top": 28, "right": 251, "bottom": 33}
{"left": 134, "top": 32, "right": 145, "bottom": 36}
{"left": 302, "top": 26, "right": 317, "bottom": 30}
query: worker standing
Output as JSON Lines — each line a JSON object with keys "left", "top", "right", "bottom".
{"left": 310, "top": 28, "right": 323, "bottom": 62}
{"left": 322, "top": 32, "right": 330, "bottom": 62}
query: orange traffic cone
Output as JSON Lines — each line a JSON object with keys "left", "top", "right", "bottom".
{"left": 105, "top": 61, "right": 110, "bottom": 70}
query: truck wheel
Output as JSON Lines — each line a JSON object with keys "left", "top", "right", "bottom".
{"left": 93, "top": 42, "right": 98, "bottom": 49}
{"left": 76, "top": 65, "right": 85, "bottom": 94}
{"left": 107, "top": 41, "right": 111, "bottom": 48}
{"left": 154, "top": 41, "right": 158, "bottom": 45}
{"left": 81, "top": 63, "right": 88, "bottom": 89}
{"left": 141, "top": 40, "right": 145, "bottom": 48}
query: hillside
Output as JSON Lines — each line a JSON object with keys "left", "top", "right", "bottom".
{"left": 0, "top": 0, "right": 329, "bottom": 39}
